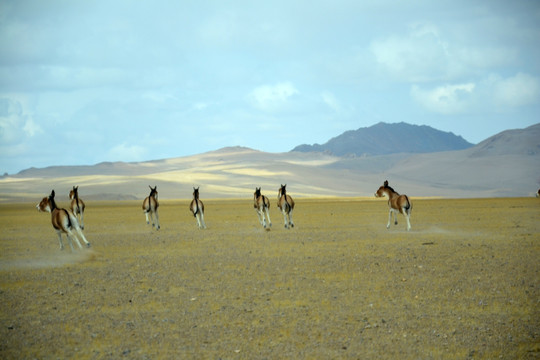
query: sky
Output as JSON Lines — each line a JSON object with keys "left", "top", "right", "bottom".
{"left": 1, "top": 0, "right": 539, "bottom": 174}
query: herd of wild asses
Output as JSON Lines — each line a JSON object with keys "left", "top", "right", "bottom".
{"left": 47, "top": 180, "right": 532, "bottom": 250}
{"left": 35, "top": 182, "right": 540, "bottom": 251}
{"left": 35, "top": 181, "right": 416, "bottom": 251}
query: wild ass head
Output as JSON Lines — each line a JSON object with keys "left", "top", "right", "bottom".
{"left": 278, "top": 184, "right": 287, "bottom": 198}
{"left": 254, "top": 187, "right": 262, "bottom": 199}
{"left": 375, "top": 180, "right": 393, "bottom": 198}
{"left": 149, "top": 186, "right": 158, "bottom": 200}
{"left": 37, "top": 190, "right": 57, "bottom": 213}
{"left": 69, "top": 186, "right": 79, "bottom": 200}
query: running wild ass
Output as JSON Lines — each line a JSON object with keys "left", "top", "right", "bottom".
{"left": 277, "top": 184, "right": 295, "bottom": 229}
{"left": 142, "top": 186, "right": 160, "bottom": 230}
{"left": 69, "top": 186, "right": 85, "bottom": 230}
{"left": 190, "top": 187, "right": 207, "bottom": 229}
{"left": 254, "top": 187, "right": 272, "bottom": 228}
{"left": 37, "top": 190, "right": 91, "bottom": 251}
{"left": 375, "top": 180, "right": 412, "bottom": 231}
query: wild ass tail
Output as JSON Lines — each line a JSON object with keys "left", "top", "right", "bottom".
{"left": 404, "top": 195, "right": 412, "bottom": 215}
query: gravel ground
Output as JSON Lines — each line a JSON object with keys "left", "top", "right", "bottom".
{"left": 1, "top": 198, "right": 539, "bottom": 359}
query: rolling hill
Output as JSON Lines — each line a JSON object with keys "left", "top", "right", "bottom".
{"left": 0, "top": 123, "right": 538, "bottom": 202}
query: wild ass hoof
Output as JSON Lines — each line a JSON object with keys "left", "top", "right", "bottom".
{"left": 86, "top": 243, "right": 91, "bottom": 248}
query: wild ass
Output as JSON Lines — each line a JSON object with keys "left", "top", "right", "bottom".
{"left": 142, "top": 186, "right": 160, "bottom": 230}
{"left": 375, "top": 180, "right": 412, "bottom": 231}
{"left": 37, "top": 190, "right": 91, "bottom": 251}
{"left": 277, "top": 184, "right": 295, "bottom": 229}
{"left": 254, "top": 187, "right": 272, "bottom": 228}
{"left": 190, "top": 187, "right": 206, "bottom": 229}
{"left": 69, "top": 186, "right": 86, "bottom": 230}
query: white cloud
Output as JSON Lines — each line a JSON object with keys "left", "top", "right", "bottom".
{"left": 492, "top": 72, "right": 540, "bottom": 107}
{"left": 0, "top": 97, "right": 41, "bottom": 144}
{"left": 321, "top": 91, "right": 341, "bottom": 112}
{"left": 411, "top": 83, "right": 476, "bottom": 114}
{"left": 370, "top": 21, "right": 518, "bottom": 83}
{"left": 142, "top": 91, "right": 177, "bottom": 104}
{"left": 370, "top": 22, "right": 450, "bottom": 82}
{"left": 248, "top": 82, "right": 299, "bottom": 111}
{"left": 193, "top": 102, "right": 209, "bottom": 111}
{"left": 107, "top": 143, "right": 147, "bottom": 162}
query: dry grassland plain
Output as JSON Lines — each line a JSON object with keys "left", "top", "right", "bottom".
{"left": 0, "top": 197, "right": 539, "bottom": 359}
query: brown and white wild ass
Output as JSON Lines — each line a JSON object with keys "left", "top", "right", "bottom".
{"left": 69, "top": 186, "right": 86, "bottom": 230}
{"left": 142, "top": 186, "right": 160, "bottom": 230}
{"left": 277, "top": 184, "right": 295, "bottom": 229}
{"left": 254, "top": 187, "right": 272, "bottom": 228}
{"left": 190, "top": 187, "right": 206, "bottom": 229}
{"left": 375, "top": 180, "right": 412, "bottom": 231}
{"left": 37, "top": 190, "right": 91, "bottom": 251}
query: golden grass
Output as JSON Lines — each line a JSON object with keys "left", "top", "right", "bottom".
{"left": 0, "top": 198, "right": 539, "bottom": 359}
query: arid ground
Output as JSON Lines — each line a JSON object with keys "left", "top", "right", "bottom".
{"left": 1, "top": 197, "right": 539, "bottom": 359}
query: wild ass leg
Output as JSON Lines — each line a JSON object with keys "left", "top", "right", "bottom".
{"left": 76, "top": 227, "right": 91, "bottom": 247}
{"left": 195, "top": 213, "right": 206, "bottom": 229}
{"left": 150, "top": 209, "right": 159, "bottom": 230}
{"left": 145, "top": 211, "right": 150, "bottom": 225}
{"left": 264, "top": 207, "right": 272, "bottom": 227}
{"left": 79, "top": 211, "right": 84, "bottom": 230}
{"left": 200, "top": 212, "right": 206, "bottom": 229}
{"left": 282, "top": 210, "right": 289, "bottom": 228}
{"left": 403, "top": 208, "right": 411, "bottom": 231}
{"left": 69, "top": 213, "right": 90, "bottom": 247}
{"left": 260, "top": 210, "right": 267, "bottom": 228}
{"left": 387, "top": 210, "right": 393, "bottom": 229}
{"left": 56, "top": 230, "right": 65, "bottom": 250}
{"left": 59, "top": 229, "right": 76, "bottom": 251}
{"left": 66, "top": 229, "right": 83, "bottom": 249}
{"left": 288, "top": 210, "right": 294, "bottom": 228}
{"left": 256, "top": 208, "right": 265, "bottom": 227}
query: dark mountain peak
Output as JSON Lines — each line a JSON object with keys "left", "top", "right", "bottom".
{"left": 291, "top": 122, "right": 473, "bottom": 156}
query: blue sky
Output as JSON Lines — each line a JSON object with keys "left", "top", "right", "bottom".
{"left": 1, "top": 0, "right": 539, "bottom": 174}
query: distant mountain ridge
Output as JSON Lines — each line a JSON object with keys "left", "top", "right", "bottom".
{"left": 1, "top": 123, "right": 538, "bottom": 201}
{"left": 292, "top": 122, "right": 474, "bottom": 156}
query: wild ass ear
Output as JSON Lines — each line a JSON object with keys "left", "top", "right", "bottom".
{"left": 384, "top": 180, "right": 389, "bottom": 187}
{"left": 50, "top": 190, "right": 55, "bottom": 198}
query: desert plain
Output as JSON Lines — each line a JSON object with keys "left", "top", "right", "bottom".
{"left": 0, "top": 197, "right": 539, "bottom": 359}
